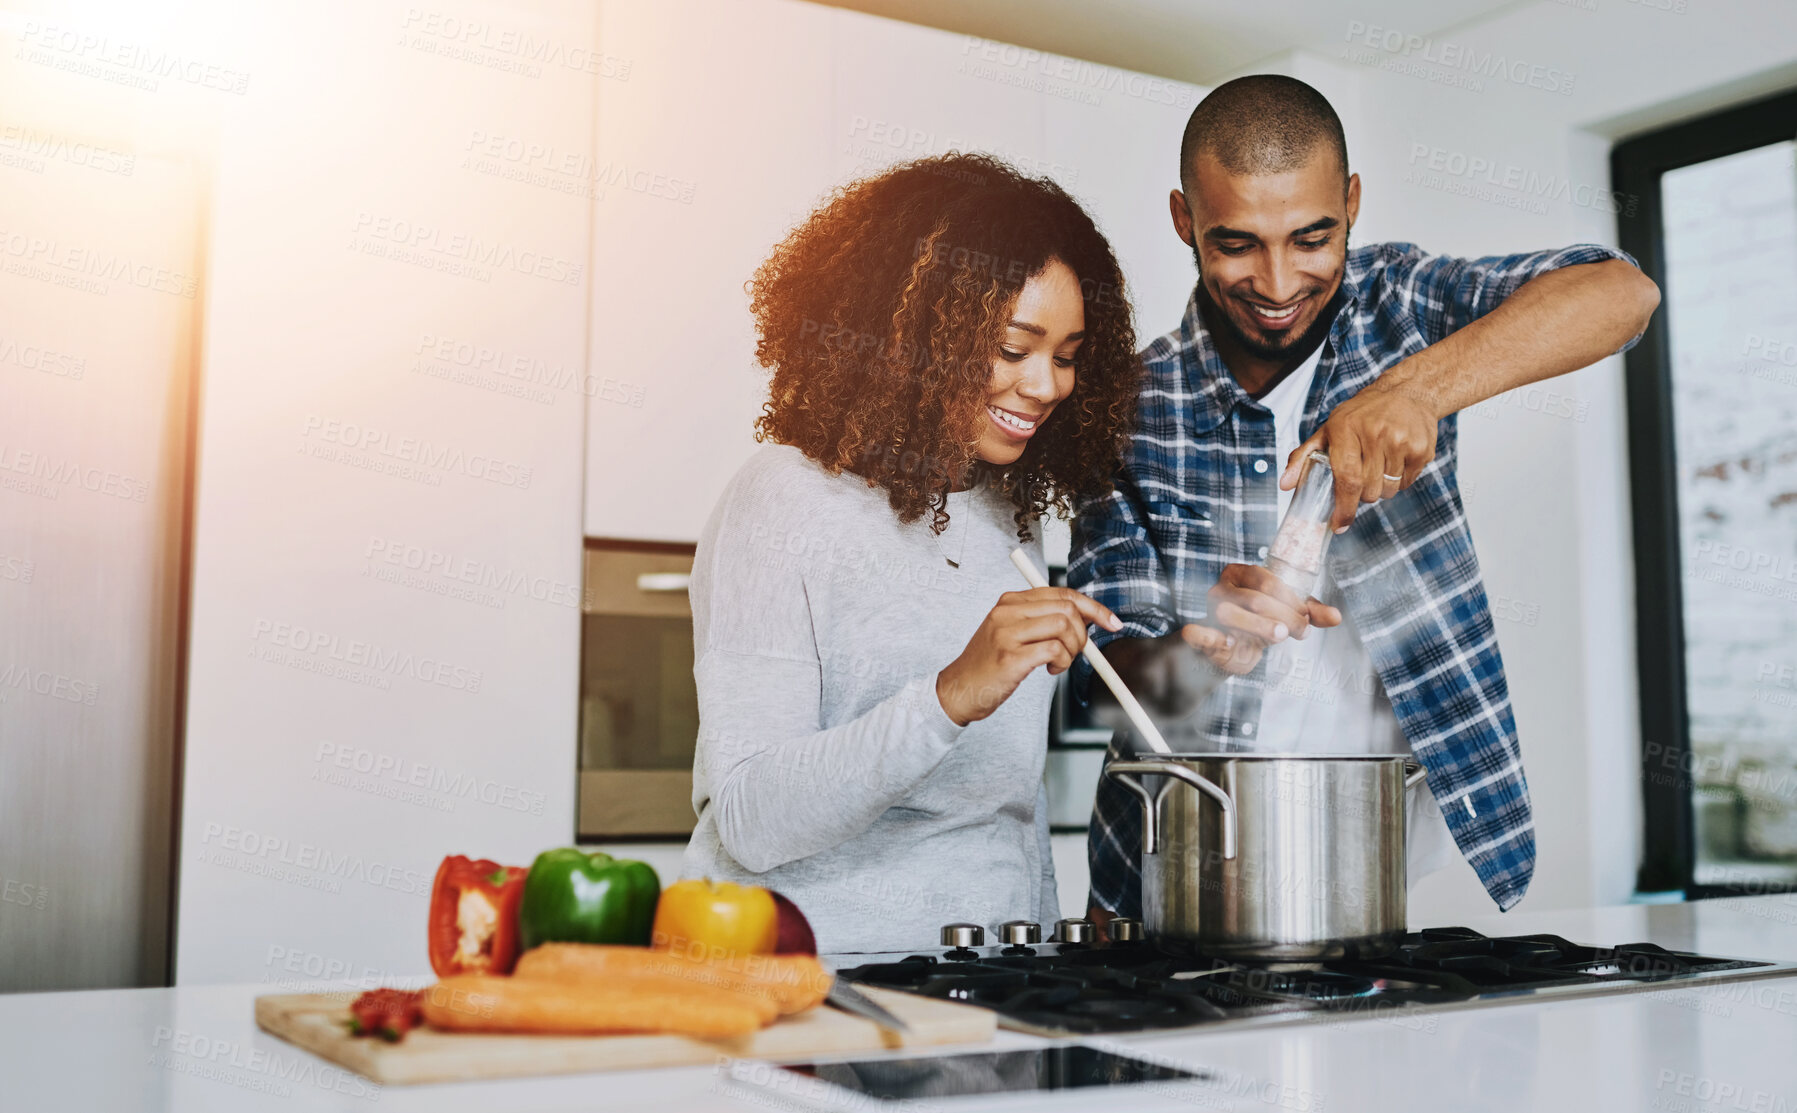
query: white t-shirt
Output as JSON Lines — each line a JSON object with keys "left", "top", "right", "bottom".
{"left": 1250, "top": 347, "right": 1458, "bottom": 886}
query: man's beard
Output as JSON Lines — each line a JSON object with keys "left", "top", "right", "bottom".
{"left": 1192, "top": 243, "right": 1334, "bottom": 364}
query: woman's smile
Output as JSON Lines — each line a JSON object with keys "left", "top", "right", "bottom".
{"left": 986, "top": 403, "right": 1045, "bottom": 440}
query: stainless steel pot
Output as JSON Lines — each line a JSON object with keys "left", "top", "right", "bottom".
{"left": 1104, "top": 753, "right": 1429, "bottom": 960}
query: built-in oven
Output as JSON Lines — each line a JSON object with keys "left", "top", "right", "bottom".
{"left": 578, "top": 542, "right": 701, "bottom": 839}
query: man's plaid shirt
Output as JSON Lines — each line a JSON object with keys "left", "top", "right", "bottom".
{"left": 1071, "top": 240, "right": 1636, "bottom": 915}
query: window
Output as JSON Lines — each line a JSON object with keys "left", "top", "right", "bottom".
{"left": 1616, "top": 90, "right": 1797, "bottom": 896}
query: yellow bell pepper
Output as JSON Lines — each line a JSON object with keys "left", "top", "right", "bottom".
{"left": 651, "top": 879, "right": 778, "bottom": 961}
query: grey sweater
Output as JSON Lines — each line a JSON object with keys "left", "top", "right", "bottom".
{"left": 681, "top": 445, "right": 1060, "bottom": 954}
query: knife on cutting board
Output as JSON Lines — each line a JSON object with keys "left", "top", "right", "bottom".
{"left": 825, "top": 978, "right": 910, "bottom": 1033}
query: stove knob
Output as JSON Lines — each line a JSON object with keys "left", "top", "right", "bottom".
{"left": 1107, "top": 917, "right": 1144, "bottom": 943}
{"left": 1052, "top": 917, "right": 1095, "bottom": 945}
{"left": 998, "top": 920, "right": 1041, "bottom": 946}
{"left": 940, "top": 922, "right": 986, "bottom": 949}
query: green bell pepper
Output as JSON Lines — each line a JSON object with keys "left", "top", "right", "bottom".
{"left": 518, "top": 848, "right": 661, "bottom": 950}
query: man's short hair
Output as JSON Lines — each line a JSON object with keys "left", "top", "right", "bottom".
{"left": 1178, "top": 74, "right": 1348, "bottom": 196}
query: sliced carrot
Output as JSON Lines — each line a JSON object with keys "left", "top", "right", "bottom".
{"left": 514, "top": 944, "right": 831, "bottom": 1014}
{"left": 420, "top": 974, "right": 765, "bottom": 1039}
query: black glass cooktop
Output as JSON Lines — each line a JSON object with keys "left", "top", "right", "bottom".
{"left": 833, "top": 927, "right": 1784, "bottom": 1036}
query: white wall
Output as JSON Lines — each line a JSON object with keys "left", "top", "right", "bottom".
{"left": 585, "top": 0, "right": 1204, "bottom": 542}
{"left": 1228, "top": 1, "right": 1797, "bottom": 922}
{"left": 175, "top": 0, "right": 595, "bottom": 984}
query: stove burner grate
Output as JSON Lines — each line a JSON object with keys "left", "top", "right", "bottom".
{"left": 833, "top": 927, "right": 1779, "bottom": 1036}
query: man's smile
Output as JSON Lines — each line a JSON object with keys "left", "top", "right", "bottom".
{"left": 1242, "top": 297, "right": 1309, "bottom": 329}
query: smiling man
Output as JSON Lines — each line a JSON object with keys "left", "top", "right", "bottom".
{"left": 1072, "top": 75, "right": 1659, "bottom": 926}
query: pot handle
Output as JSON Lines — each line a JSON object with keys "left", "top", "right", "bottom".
{"left": 1404, "top": 761, "right": 1429, "bottom": 791}
{"left": 1103, "top": 761, "right": 1237, "bottom": 860}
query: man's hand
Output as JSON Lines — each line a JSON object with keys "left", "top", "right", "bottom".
{"left": 1282, "top": 258, "right": 1660, "bottom": 533}
{"left": 1200, "top": 563, "right": 1342, "bottom": 675}
{"left": 1281, "top": 381, "right": 1437, "bottom": 532}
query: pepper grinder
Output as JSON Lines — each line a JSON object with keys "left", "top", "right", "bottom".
{"left": 1266, "top": 450, "right": 1336, "bottom": 598}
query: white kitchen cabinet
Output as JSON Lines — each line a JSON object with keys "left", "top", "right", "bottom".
{"left": 584, "top": 0, "right": 1204, "bottom": 542}
{"left": 176, "top": 0, "right": 596, "bottom": 984}
{"left": 585, "top": 0, "right": 832, "bottom": 543}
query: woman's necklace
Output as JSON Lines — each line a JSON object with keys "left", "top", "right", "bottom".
{"left": 932, "top": 491, "right": 971, "bottom": 568}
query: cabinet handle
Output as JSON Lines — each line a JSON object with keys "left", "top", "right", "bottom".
{"left": 635, "top": 573, "right": 690, "bottom": 593}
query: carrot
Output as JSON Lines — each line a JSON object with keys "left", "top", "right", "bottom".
{"left": 420, "top": 974, "right": 766, "bottom": 1039}
{"left": 514, "top": 944, "right": 831, "bottom": 1015}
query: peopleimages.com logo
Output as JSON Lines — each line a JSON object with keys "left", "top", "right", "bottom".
{"left": 299, "top": 415, "right": 533, "bottom": 489}
{"left": 1344, "top": 20, "right": 1576, "bottom": 95}
{"left": 351, "top": 211, "right": 582, "bottom": 286}
{"left": 196, "top": 821, "right": 430, "bottom": 897}
{"left": 149, "top": 1026, "right": 378, "bottom": 1101}
{"left": 0, "top": 123, "right": 135, "bottom": 176}
{"left": 0, "top": 332, "right": 86, "bottom": 380}
{"left": 0, "top": 226, "right": 199, "bottom": 298}
{"left": 248, "top": 618, "right": 483, "bottom": 693}
{"left": 364, "top": 537, "right": 582, "bottom": 609}
{"left": 16, "top": 21, "right": 251, "bottom": 95}
{"left": 0, "top": 663, "right": 99, "bottom": 706}
{"left": 400, "top": 7, "right": 633, "bottom": 80}
{"left": 313, "top": 740, "right": 549, "bottom": 816}
{"left": 1406, "top": 144, "right": 1635, "bottom": 217}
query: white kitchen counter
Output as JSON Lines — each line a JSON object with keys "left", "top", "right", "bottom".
{"left": 7, "top": 895, "right": 1797, "bottom": 1113}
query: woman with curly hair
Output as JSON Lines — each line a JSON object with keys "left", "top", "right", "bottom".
{"left": 680, "top": 153, "right": 1141, "bottom": 952}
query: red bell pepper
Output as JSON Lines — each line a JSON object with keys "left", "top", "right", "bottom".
{"left": 428, "top": 855, "right": 528, "bottom": 976}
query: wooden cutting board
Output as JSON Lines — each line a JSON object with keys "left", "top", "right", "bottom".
{"left": 255, "top": 986, "right": 993, "bottom": 1085}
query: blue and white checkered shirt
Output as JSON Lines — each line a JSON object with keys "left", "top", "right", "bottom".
{"left": 1072, "top": 240, "right": 1636, "bottom": 915}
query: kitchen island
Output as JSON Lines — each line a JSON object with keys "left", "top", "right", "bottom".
{"left": 7, "top": 894, "right": 1796, "bottom": 1113}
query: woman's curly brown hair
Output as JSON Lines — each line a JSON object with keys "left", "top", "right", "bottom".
{"left": 748, "top": 152, "right": 1139, "bottom": 540}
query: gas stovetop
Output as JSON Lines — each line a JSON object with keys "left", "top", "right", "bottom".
{"left": 832, "top": 924, "right": 1797, "bottom": 1037}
